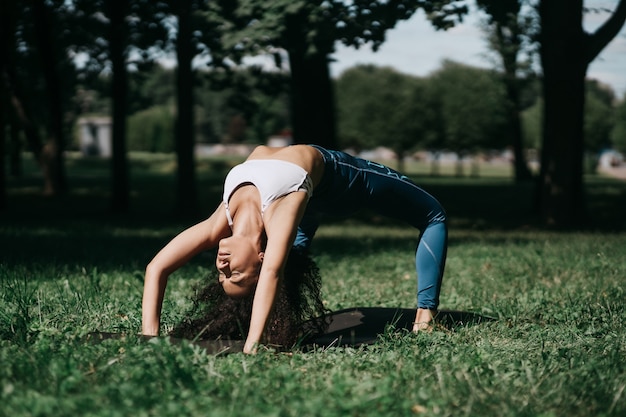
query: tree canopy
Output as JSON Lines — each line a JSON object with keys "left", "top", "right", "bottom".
{"left": 2, "top": 0, "right": 626, "bottom": 229}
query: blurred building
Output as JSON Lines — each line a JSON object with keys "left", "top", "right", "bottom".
{"left": 77, "top": 117, "right": 111, "bottom": 157}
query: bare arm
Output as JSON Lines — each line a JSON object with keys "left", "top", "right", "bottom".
{"left": 243, "top": 192, "right": 309, "bottom": 353}
{"left": 142, "top": 205, "right": 230, "bottom": 336}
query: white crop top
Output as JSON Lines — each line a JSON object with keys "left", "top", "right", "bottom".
{"left": 222, "top": 159, "right": 313, "bottom": 226}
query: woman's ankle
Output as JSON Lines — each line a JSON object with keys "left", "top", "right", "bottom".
{"left": 412, "top": 308, "right": 437, "bottom": 332}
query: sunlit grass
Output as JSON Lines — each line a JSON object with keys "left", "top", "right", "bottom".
{"left": 2, "top": 226, "right": 625, "bottom": 416}
{"left": 2, "top": 154, "right": 625, "bottom": 416}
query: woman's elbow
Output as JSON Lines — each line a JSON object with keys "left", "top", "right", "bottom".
{"left": 145, "top": 259, "right": 169, "bottom": 281}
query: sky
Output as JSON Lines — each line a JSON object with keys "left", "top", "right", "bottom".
{"left": 328, "top": 1, "right": 626, "bottom": 99}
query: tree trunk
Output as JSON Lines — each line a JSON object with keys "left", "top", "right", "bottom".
{"left": 1, "top": 0, "right": 53, "bottom": 194}
{"left": 504, "top": 77, "right": 533, "bottom": 182}
{"left": 538, "top": 1, "right": 587, "bottom": 228}
{"left": 479, "top": 0, "right": 533, "bottom": 182}
{"left": 9, "top": 120, "right": 22, "bottom": 177}
{"left": 538, "top": 0, "right": 626, "bottom": 228}
{"left": 2, "top": 70, "right": 45, "bottom": 171}
{"left": 284, "top": 15, "right": 336, "bottom": 149}
{"left": 454, "top": 159, "right": 464, "bottom": 177}
{"left": 1, "top": 0, "right": 10, "bottom": 209}
{"left": 470, "top": 157, "right": 480, "bottom": 178}
{"left": 0, "top": 90, "right": 6, "bottom": 211}
{"left": 32, "top": 0, "right": 67, "bottom": 196}
{"left": 430, "top": 158, "right": 440, "bottom": 177}
{"left": 108, "top": 0, "right": 130, "bottom": 213}
{"left": 287, "top": 50, "right": 336, "bottom": 148}
{"left": 1, "top": 68, "right": 61, "bottom": 196}
{"left": 175, "top": 0, "right": 198, "bottom": 216}
{"left": 395, "top": 151, "right": 405, "bottom": 174}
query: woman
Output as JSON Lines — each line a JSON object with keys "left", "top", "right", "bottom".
{"left": 142, "top": 144, "right": 448, "bottom": 353}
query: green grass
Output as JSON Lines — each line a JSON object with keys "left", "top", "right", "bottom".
{"left": 1, "top": 153, "right": 625, "bottom": 417}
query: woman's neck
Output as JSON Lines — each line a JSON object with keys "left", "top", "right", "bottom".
{"left": 230, "top": 186, "right": 264, "bottom": 242}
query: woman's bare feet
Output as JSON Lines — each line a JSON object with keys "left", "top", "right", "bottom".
{"left": 412, "top": 308, "right": 437, "bottom": 332}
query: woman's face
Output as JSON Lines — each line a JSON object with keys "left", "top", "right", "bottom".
{"left": 216, "top": 236, "right": 263, "bottom": 298}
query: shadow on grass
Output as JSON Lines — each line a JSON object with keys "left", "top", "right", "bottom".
{"left": 302, "top": 307, "right": 495, "bottom": 349}
{"left": 0, "top": 228, "right": 172, "bottom": 270}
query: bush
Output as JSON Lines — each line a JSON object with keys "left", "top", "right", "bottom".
{"left": 127, "top": 106, "right": 175, "bottom": 153}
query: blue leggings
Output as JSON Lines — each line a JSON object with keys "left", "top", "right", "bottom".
{"left": 294, "top": 146, "right": 448, "bottom": 310}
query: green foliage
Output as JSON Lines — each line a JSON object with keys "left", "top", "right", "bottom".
{"left": 610, "top": 97, "right": 626, "bottom": 153}
{"left": 69, "top": 0, "right": 169, "bottom": 76}
{"left": 67, "top": 55, "right": 625, "bottom": 157}
{"left": 427, "top": 60, "right": 510, "bottom": 153}
{"left": 128, "top": 66, "right": 176, "bottom": 113}
{"left": 522, "top": 80, "right": 622, "bottom": 153}
{"left": 522, "top": 97, "right": 543, "bottom": 149}
{"left": 127, "top": 106, "right": 175, "bottom": 153}
{"left": 335, "top": 62, "right": 517, "bottom": 156}
{"left": 197, "top": 68, "right": 291, "bottom": 143}
{"left": 222, "top": 1, "right": 468, "bottom": 57}
{"left": 78, "top": 65, "right": 290, "bottom": 146}
{"left": 336, "top": 65, "right": 440, "bottom": 155}
{"left": 585, "top": 80, "right": 617, "bottom": 152}
{"left": 476, "top": 0, "right": 538, "bottom": 76}
{"left": 5, "top": 0, "right": 83, "bottom": 141}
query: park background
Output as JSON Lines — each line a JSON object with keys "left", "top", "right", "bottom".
{"left": 2, "top": 1, "right": 626, "bottom": 416}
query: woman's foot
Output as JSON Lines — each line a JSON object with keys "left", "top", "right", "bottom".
{"left": 412, "top": 308, "right": 437, "bottom": 332}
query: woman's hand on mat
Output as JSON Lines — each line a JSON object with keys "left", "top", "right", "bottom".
{"left": 243, "top": 340, "right": 258, "bottom": 354}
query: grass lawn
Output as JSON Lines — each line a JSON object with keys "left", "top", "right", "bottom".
{"left": 1, "top": 153, "right": 625, "bottom": 417}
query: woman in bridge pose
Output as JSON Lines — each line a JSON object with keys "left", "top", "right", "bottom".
{"left": 142, "top": 144, "right": 448, "bottom": 353}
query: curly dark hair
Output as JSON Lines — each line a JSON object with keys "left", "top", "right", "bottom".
{"left": 170, "top": 249, "right": 330, "bottom": 349}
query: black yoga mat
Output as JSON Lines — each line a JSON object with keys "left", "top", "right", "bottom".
{"left": 87, "top": 307, "right": 495, "bottom": 354}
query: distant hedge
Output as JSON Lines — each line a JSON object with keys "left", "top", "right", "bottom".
{"left": 127, "top": 105, "right": 175, "bottom": 153}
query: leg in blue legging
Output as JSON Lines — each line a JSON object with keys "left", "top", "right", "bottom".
{"left": 352, "top": 160, "right": 447, "bottom": 312}
{"left": 416, "top": 221, "right": 448, "bottom": 310}
{"left": 301, "top": 146, "right": 448, "bottom": 314}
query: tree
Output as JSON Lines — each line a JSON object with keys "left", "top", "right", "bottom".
{"left": 0, "top": 87, "right": 5, "bottom": 211}
{"left": 127, "top": 106, "right": 175, "bottom": 152}
{"left": 537, "top": 0, "right": 626, "bottom": 227}
{"left": 141, "top": 0, "right": 228, "bottom": 216}
{"left": 584, "top": 80, "right": 616, "bottom": 156}
{"left": 430, "top": 60, "right": 509, "bottom": 176}
{"left": 522, "top": 79, "right": 617, "bottom": 168}
{"left": 477, "top": 0, "right": 537, "bottom": 182}
{"left": 336, "top": 65, "right": 411, "bottom": 151}
{"left": 72, "top": 0, "right": 169, "bottom": 213}
{"left": 335, "top": 65, "right": 440, "bottom": 171}
{"left": 0, "top": 0, "right": 18, "bottom": 207}
{"left": 521, "top": 97, "right": 542, "bottom": 151}
{"left": 336, "top": 62, "right": 512, "bottom": 174}
{"left": 1, "top": 0, "right": 74, "bottom": 197}
{"left": 106, "top": 0, "right": 131, "bottom": 213}
{"left": 31, "top": 0, "right": 69, "bottom": 195}
{"left": 220, "top": 0, "right": 468, "bottom": 148}
{"left": 172, "top": 0, "right": 198, "bottom": 215}
{"left": 611, "top": 97, "right": 626, "bottom": 153}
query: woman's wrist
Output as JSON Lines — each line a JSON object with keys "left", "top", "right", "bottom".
{"left": 141, "top": 317, "right": 160, "bottom": 336}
